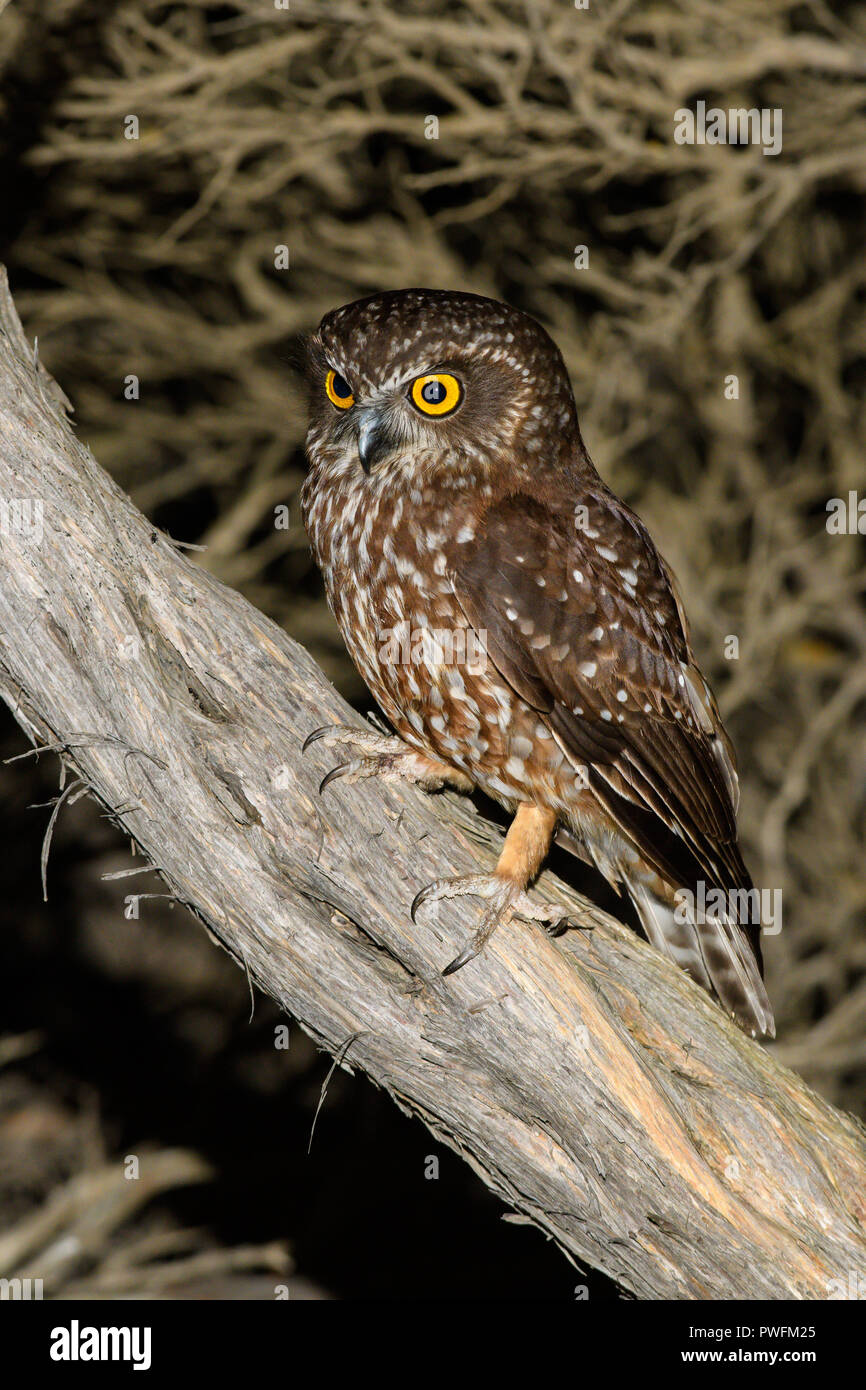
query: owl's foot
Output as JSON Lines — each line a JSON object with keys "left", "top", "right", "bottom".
{"left": 302, "top": 724, "right": 472, "bottom": 795}
{"left": 411, "top": 803, "right": 572, "bottom": 974}
{"left": 411, "top": 872, "right": 574, "bottom": 976}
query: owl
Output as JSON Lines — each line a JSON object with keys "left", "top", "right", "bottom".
{"left": 300, "top": 289, "right": 774, "bottom": 1039}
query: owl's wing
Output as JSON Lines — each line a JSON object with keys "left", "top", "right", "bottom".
{"left": 448, "top": 487, "right": 770, "bottom": 1031}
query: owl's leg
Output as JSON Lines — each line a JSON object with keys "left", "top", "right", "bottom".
{"left": 411, "top": 803, "right": 575, "bottom": 975}
{"left": 303, "top": 724, "right": 473, "bottom": 794}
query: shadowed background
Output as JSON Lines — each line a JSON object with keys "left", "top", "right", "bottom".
{"left": 0, "top": 0, "right": 864, "bottom": 1299}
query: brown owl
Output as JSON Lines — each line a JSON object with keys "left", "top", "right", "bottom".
{"left": 300, "top": 289, "right": 774, "bottom": 1038}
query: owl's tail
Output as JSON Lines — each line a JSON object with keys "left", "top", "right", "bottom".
{"left": 627, "top": 880, "right": 775, "bottom": 1039}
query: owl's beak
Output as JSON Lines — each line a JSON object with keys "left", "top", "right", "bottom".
{"left": 355, "top": 407, "right": 389, "bottom": 474}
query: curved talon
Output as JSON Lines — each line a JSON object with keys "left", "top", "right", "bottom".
{"left": 544, "top": 913, "right": 579, "bottom": 938}
{"left": 410, "top": 878, "right": 454, "bottom": 922}
{"left": 302, "top": 725, "right": 332, "bottom": 752}
{"left": 442, "top": 942, "right": 480, "bottom": 976}
{"left": 319, "top": 762, "right": 351, "bottom": 793}
{"left": 411, "top": 879, "right": 441, "bottom": 922}
{"left": 304, "top": 723, "right": 395, "bottom": 753}
{"left": 301, "top": 722, "right": 348, "bottom": 756}
{"left": 414, "top": 878, "right": 453, "bottom": 922}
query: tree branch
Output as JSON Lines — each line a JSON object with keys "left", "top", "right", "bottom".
{"left": 1, "top": 267, "right": 864, "bottom": 1299}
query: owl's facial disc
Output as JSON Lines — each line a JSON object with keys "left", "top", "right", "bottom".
{"left": 310, "top": 290, "right": 583, "bottom": 482}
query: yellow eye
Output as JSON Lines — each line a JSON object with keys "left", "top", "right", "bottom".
{"left": 325, "top": 368, "right": 354, "bottom": 409}
{"left": 409, "top": 372, "right": 462, "bottom": 417}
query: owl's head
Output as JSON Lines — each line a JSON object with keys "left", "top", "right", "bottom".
{"left": 304, "top": 289, "right": 581, "bottom": 484}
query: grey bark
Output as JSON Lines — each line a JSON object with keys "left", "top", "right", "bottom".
{"left": 1, "top": 267, "right": 864, "bottom": 1300}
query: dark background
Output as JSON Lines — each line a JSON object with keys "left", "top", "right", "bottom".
{"left": 0, "top": 0, "right": 864, "bottom": 1299}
